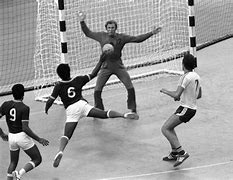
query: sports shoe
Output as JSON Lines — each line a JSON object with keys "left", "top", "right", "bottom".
{"left": 173, "top": 152, "right": 189, "bottom": 167}
{"left": 12, "top": 170, "right": 20, "bottom": 180}
{"left": 162, "top": 152, "right": 177, "bottom": 161}
{"left": 53, "top": 151, "right": 63, "bottom": 168}
{"left": 124, "top": 112, "right": 139, "bottom": 120}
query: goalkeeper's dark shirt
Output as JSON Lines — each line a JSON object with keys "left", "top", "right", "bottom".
{"left": 50, "top": 75, "right": 91, "bottom": 109}
{"left": 0, "top": 100, "right": 29, "bottom": 134}
{"left": 80, "top": 21, "right": 153, "bottom": 69}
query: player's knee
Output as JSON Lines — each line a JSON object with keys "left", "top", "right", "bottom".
{"left": 161, "top": 125, "right": 167, "bottom": 135}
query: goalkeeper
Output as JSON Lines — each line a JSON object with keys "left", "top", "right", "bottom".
{"left": 79, "top": 11, "right": 162, "bottom": 115}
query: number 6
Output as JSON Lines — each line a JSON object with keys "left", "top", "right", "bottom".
{"left": 67, "top": 87, "right": 76, "bottom": 98}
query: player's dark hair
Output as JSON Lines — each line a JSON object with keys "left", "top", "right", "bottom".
{"left": 182, "top": 54, "right": 196, "bottom": 71}
{"left": 105, "top": 20, "right": 118, "bottom": 30}
{"left": 12, "top": 84, "right": 25, "bottom": 100}
{"left": 56, "top": 63, "right": 71, "bottom": 81}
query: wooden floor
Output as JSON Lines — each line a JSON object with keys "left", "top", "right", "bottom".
{"left": 1, "top": 38, "right": 233, "bottom": 180}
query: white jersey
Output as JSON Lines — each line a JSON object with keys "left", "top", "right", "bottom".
{"left": 178, "top": 71, "right": 201, "bottom": 109}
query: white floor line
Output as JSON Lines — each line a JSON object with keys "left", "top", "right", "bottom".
{"left": 96, "top": 161, "right": 233, "bottom": 180}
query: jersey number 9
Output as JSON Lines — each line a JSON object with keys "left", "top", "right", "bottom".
{"left": 9, "top": 108, "right": 16, "bottom": 121}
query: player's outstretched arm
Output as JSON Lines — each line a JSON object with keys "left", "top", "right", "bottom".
{"left": 22, "top": 121, "right": 49, "bottom": 146}
{"left": 45, "top": 97, "right": 55, "bottom": 114}
{"left": 160, "top": 86, "right": 183, "bottom": 100}
{"left": 125, "top": 26, "right": 162, "bottom": 43}
{"left": 89, "top": 53, "right": 107, "bottom": 79}
{"left": 0, "top": 127, "right": 8, "bottom": 141}
{"left": 79, "top": 11, "right": 91, "bottom": 36}
{"left": 79, "top": 11, "right": 102, "bottom": 41}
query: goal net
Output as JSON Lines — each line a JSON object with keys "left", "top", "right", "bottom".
{"left": 1, "top": 0, "right": 233, "bottom": 101}
{"left": 34, "top": 0, "right": 189, "bottom": 103}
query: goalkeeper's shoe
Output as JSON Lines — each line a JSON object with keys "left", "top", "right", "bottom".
{"left": 173, "top": 152, "right": 189, "bottom": 167}
{"left": 12, "top": 170, "right": 21, "bottom": 180}
{"left": 162, "top": 152, "right": 177, "bottom": 161}
{"left": 124, "top": 112, "right": 139, "bottom": 120}
{"left": 53, "top": 151, "right": 63, "bottom": 168}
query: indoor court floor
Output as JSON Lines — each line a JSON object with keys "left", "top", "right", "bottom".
{"left": 1, "top": 38, "right": 233, "bottom": 180}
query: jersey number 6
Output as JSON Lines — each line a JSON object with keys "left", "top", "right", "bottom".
{"left": 67, "top": 87, "right": 76, "bottom": 98}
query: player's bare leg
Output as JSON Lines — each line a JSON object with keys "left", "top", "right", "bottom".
{"left": 87, "top": 108, "right": 139, "bottom": 120}
{"left": 53, "top": 122, "right": 77, "bottom": 168}
{"left": 12, "top": 145, "right": 42, "bottom": 179}
{"left": 161, "top": 114, "right": 189, "bottom": 166}
{"left": 7, "top": 149, "right": 19, "bottom": 180}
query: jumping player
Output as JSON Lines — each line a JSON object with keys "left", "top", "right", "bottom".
{"left": 45, "top": 53, "right": 139, "bottom": 168}
{"left": 78, "top": 11, "right": 162, "bottom": 115}
{"left": 0, "top": 84, "right": 49, "bottom": 180}
{"left": 160, "top": 54, "right": 202, "bottom": 167}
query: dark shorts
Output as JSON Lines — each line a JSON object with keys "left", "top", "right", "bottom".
{"left": 174, "top": 106, "right": 196, "bottom": 123}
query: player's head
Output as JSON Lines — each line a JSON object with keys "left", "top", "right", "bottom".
{"left": 105, "top": 20, "right": 117, "bottom": 36}
{"left": 12, "top": 84, "right": 25, "bottom": 100}
{"left": 182, "top": 54, "right": 196, "bottom": 71}
{"left": 56, "top": 63, "right": 71, "bottom": 81}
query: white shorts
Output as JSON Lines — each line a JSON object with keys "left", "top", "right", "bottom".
{"left": 66, "top": 100, "right": 93, "bottom": 123}
{"left": 8, "top": 132, "right": 35, "bottom": 151}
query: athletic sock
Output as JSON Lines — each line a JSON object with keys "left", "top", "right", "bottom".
{"left": 59, "top": 136, "right": 69, "bottom": 152}
{"left": 19, "top": 169, "right": 26, "bottom": 177}
{"left": 178, "top": 150, "right": 185, "bottom": 155}
{"left": 174, "top": 146, "right": 186, "bottom": 155}
{"left": 171, "top": 151, "right": 178, "bottom": 155}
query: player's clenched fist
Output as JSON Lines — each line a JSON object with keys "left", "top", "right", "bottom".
{"left": 152, "top": 27, "right": 162, "bottom": 35}
{"left": 78, "top": 11, "right": 86, "bottom": 22}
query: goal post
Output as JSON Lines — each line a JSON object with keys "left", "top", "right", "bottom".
{"left": 1, "top": 0, "right": 233, "bottom": 99}
{"left": 34, "top": 0, "right": 190, "bottom": 103}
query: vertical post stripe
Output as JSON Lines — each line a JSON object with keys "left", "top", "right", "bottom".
{"left": 189, "top": 16, "right": 195, "bottom": 27}
{"left": 61, "top": 42, "right": 68, "bottom": 53}
{"left": 59, "top": 21, "right": 66, "bottom": 32}
{"left": 188, "top": 0, "right": 197, "bottom": 67}
{"left": 58, "top": 0, "right": 64, "bottom": 10}
{"left": 188, "top": 0, "right": 194, "bottom": 6}
{"left": 57, "top": 0, "right": 67, "bottom": 63}
{"left": 190, "top": 37, "right": 196, "bottom": 47}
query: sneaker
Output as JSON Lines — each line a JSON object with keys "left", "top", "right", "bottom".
{"left": 162, "top": 152, "right": 177, "bottom": 161}
{"left": 53, "top": 151, "right": 63, "bottom": 168}
{"left": 124, "top": 112, "right": 139, "bottom": 120}
{"left": 12, "top": 170, "right": 20, "bottom": 180}
{"left": 173, "top": 152, "right": 189, "bottom": 167}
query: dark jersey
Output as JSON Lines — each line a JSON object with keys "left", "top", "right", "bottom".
{"left": 80, "top": 21, "right": 153, "bottom": 69}
{"left": 0, "top": 100, "right": 29, "bottom": 134}
{"left": 50, "top": 75, "right": 91, "bottom": 109}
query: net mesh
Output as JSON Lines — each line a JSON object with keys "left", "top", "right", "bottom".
{"left": 1, "top": 0, "right": 233, "bottom": 100}
{"left": 34, "top": 0, "right": 189, "bottom": 102}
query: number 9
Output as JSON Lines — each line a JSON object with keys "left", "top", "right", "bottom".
{"left": 10, "top": 108, "right": 16, "bottom": 121}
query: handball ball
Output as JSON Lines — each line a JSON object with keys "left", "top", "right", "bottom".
{"left": 102, "top": 43, "right": 114, "bottom": 53}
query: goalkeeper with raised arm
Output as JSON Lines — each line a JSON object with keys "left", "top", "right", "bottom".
{"left": 78, "top": 11, "right": 162, "bottom": 116}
